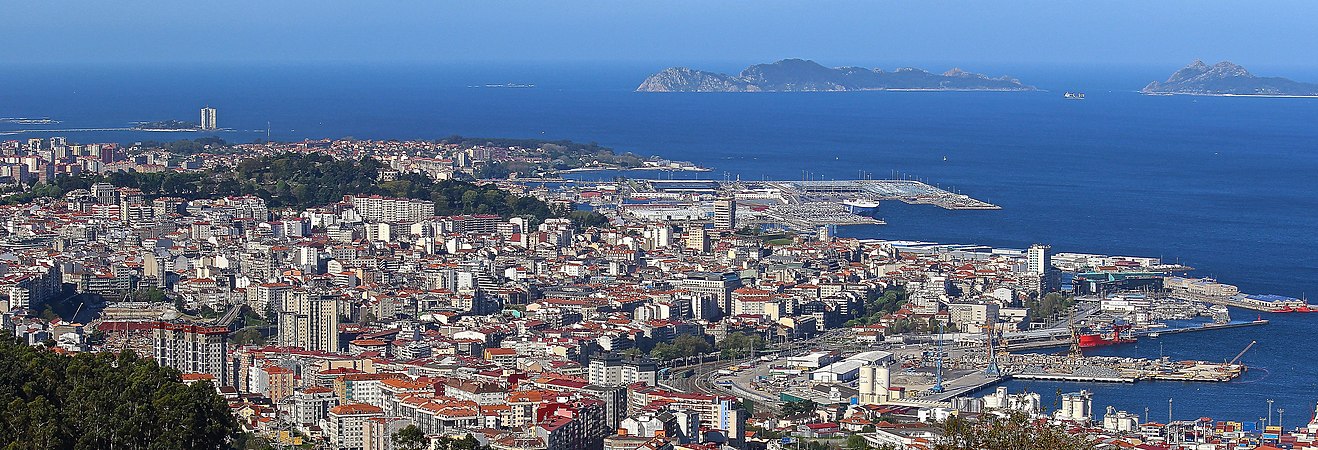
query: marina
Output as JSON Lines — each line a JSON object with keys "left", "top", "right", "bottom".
{"left": 1173, "top": 292, "right": 1318, "bottom": 313}
{"left": 561, "top": 177, "right": 998, "bottom": 232}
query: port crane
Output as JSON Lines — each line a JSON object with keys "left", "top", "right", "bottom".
{"left": 1228, "top": 340, "right": 1256, "bottom": 366}
{"left": 982, "top": 322, "right": 1003, "bottom": 376}
{"left": 930, "top": 322, "right": 946, "bottom": 393}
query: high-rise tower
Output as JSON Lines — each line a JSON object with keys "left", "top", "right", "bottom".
{"left": 713, "top": 197, "right": 736, "bottom": 229}
{"left": 200, "top": 106, "right": 217, "bottom": 130}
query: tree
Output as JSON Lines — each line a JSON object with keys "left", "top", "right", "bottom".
{"left": 741, "top": 399, "right": 756, "bottom": 416}
{"left": 934, "top": 412, "right": 1092, "bottom": 450}
{"left": 0, "top": 337, "right": 237, "bottom": 449}
{"left": 650, "top": 335, "right": 713, "bottom": 361}
{"left": 718, "top": 332, "right": 765, "bottom": 358}
{"left": 780, "top": 399, "right": 818, "bottom": 416}
{"left": 392, "top": 425, "right": 428, "bottom": 450}
{"left": 846, "top": 434, "right": 871, "bottom": 450}
{"left": 6, "top": 152, "right": 609, "bottom": 229}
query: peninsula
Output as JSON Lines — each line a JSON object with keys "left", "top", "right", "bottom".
{"left": 1142, "top": 60, "right": 1318, "bottom": 96}
{"left": 636, "top": 58, "right": 1035, "bottom": 92}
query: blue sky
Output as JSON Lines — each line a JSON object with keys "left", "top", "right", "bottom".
{"left": 7, "top": 1, "right": 1318, "bottom": 70}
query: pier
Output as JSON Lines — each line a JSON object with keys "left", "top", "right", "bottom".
{"left": 922, "top": 372, "right": 1008, "bottom": 401}
{"left": 1000, "top": 319, "right": 1269, "bottom": 351}
{"left": 1012, "top": 373, "right": 1135, "bottom": 383}
{"left": 1170, "top": 292, "right": 1315, "bottom": 313}
{"left": 729, "top": 179, "right": 999, "bottom": 210}
{"left": 745, "top": 203, "right": 885, "bottom": 229}
{"left": 603, "top": 178, "right": 998, "bottom": 231}
{"left": 1001, "top": 353, "right": 1245, "bottom": 383}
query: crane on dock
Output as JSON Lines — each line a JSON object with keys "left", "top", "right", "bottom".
{"left": 930, "top": 322, "right": 946, "bottom": 393}
{"left": 1228, "top": 340, "right": 1256, "bottom": 366}
{"left": 983, "top": 322, "right": 1002, "bottom": 376}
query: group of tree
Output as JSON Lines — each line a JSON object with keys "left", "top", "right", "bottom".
{"left": 133, "top": 137, "right": 233, "bottom": 154}
{"left": 391, "top": 426, "right": 489, "bottom": 450}
{"left": 438, "top": 135, "right": 647, "bottom": 172}
{"left": 1025, "top": 292, "right": 1076, "bottom": 324}
{"left": 934, "top": 412, "right": 1092, "bottom": 450}
{"left": 0, "top": 337, "right": 237, "bottom": 449}
{"left": 844, "top": 287, "right": 908, "bottom": 327}
{"left": 649, "top": 334, "right": 714, "bottom": 361}
{"left": 4, "top": 152, "right": 609, "bottom": 228}
{"left": 716, "top": 332, "right": 766, "bottom": 358}
{"left": 885, "top": 316, "right": 955, "bottom": 335}
{"left": 779, "top": 399, "right": 818, "bottom": 417}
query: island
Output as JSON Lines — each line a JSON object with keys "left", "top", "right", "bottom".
{"left": 132, "top": 119, "right": 200, "bottom": 131}
{"left": 635, "top": 58, "right": 1035, "bottom": 92}
{"left": 1141, "top": 60, "right": 1318, "bottom": 96}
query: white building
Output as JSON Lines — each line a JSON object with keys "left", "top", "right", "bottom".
{"left": 857, "top": 352, "right": 895, "bottom": 405}
{"left": 588, "top": 353, "right": 658, "bottom": 386}
{"left": 1102, "top": 406, "right": 1140, "bottom": 432}
{"left": 1054, "top": 390, "right": 1093, "bottom": 423}
{"left": 200, "top": 107, "right": 217, "bottom": 130}
{"left": 982, "top": 387, "right": 1042, "bottom": 415}
{"left": 348, "top": 195, "right": 435, "bottom": 223}
{"left": 326, "top": 403, "right": 385, "bottom": 450}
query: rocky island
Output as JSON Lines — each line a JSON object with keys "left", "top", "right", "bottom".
{"left": 1142, "top": 60, "right": 1318, "bottom": 96}
{"left": 636, "top": 58, "right": 1035, "bottom": 92}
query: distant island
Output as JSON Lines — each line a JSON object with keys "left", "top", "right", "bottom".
{"left": 636, "top": 58, "right": 1035, "bottom": 92}
{"left": 1142, "top": 60, "right": 1318, "bottom": 97}
{"left": 132, "top": 119, "right": 200, "bottom": 131}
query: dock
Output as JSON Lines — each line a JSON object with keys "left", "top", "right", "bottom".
{"left": 748, "top": 203, "right": 885, "bottom": 229}
{"left": 1170, "top": 292, "right": 1314, "bottom": 313}
{"left": 922, "top": 372, "right": 1007, "bottom": 401}
{"left": 734, "top": 179, "right": 1000, "bottom": 210}
{"left": 1001, "top": 353, "right": 1245, "bottom": 383}
{"left": 998, "top": 319, "right": 1269, "bottom": 351}
{"left": 600, "top": 178, "right": 997, "bottom": 232}
{"left": 1137, "top": 319, "right": 1269, "bottom": 337}
{"left": 1012, "top": 373, "right": 1135, "bottom": 383}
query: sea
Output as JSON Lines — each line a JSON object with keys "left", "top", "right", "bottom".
{"left": 2, "top": 61, "right": 1317, "bottom": 424}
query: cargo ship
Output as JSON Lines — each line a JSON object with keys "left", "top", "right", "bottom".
{"left": 841, "top": 199, "right": 879, "bottom": 216}
{"left": 1076, "top": 321, "right": 1136, "bottom": 348}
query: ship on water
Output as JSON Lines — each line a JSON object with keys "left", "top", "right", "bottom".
{"left": 1064, "top": 92, "right": 1085, "bottom": 100}
{"left": 841, "top": 198, "right": 879, "bottom": 216}
{"left": 1076, "top": 320, "right": 1136, "bottom": 348}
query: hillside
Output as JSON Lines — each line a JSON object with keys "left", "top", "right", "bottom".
{"left": 636, "top": 59, "right": 1034, "bottom": 92}
{"left": 1142, "top": 60, "right": 1318, "bottom": 96}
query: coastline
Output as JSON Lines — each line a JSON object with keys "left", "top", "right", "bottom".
{"left": 637, "top": 87, "right": 1038, "bottom": 93}
{"left": 558, "top": 165, "right": 711, "bottom": 173}
{"left": 1140, "top": 91, "right": 1318, "bottom": 98}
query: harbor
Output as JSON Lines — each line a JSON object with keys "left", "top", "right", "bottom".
{"left": 1000, "top": 352, "right": 1248, "bottom": 383}
{"left": 999, "top": 319, "right": 1270, "bottom": 351}
{"left": 551, "top": 177, "right": 999, "bottom": 232}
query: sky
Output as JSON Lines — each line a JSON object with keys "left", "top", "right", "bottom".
{"left": 6, "top": 1, "right": 1318, "bottom": 71}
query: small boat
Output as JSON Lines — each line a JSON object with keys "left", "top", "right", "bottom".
{"left": 1148, "top": 332, "right": 1160, "bottom": 339}
{"left": 1064, "top": 92, "right": 1085, "bottom": 100}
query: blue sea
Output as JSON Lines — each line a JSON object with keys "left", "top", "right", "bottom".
{"left": 3, "top": 62, "right": 1317, "bottom": 423}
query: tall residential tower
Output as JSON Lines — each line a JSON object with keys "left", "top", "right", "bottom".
{"left": 200, "top": 107, "right": 217, "bottom": 130}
